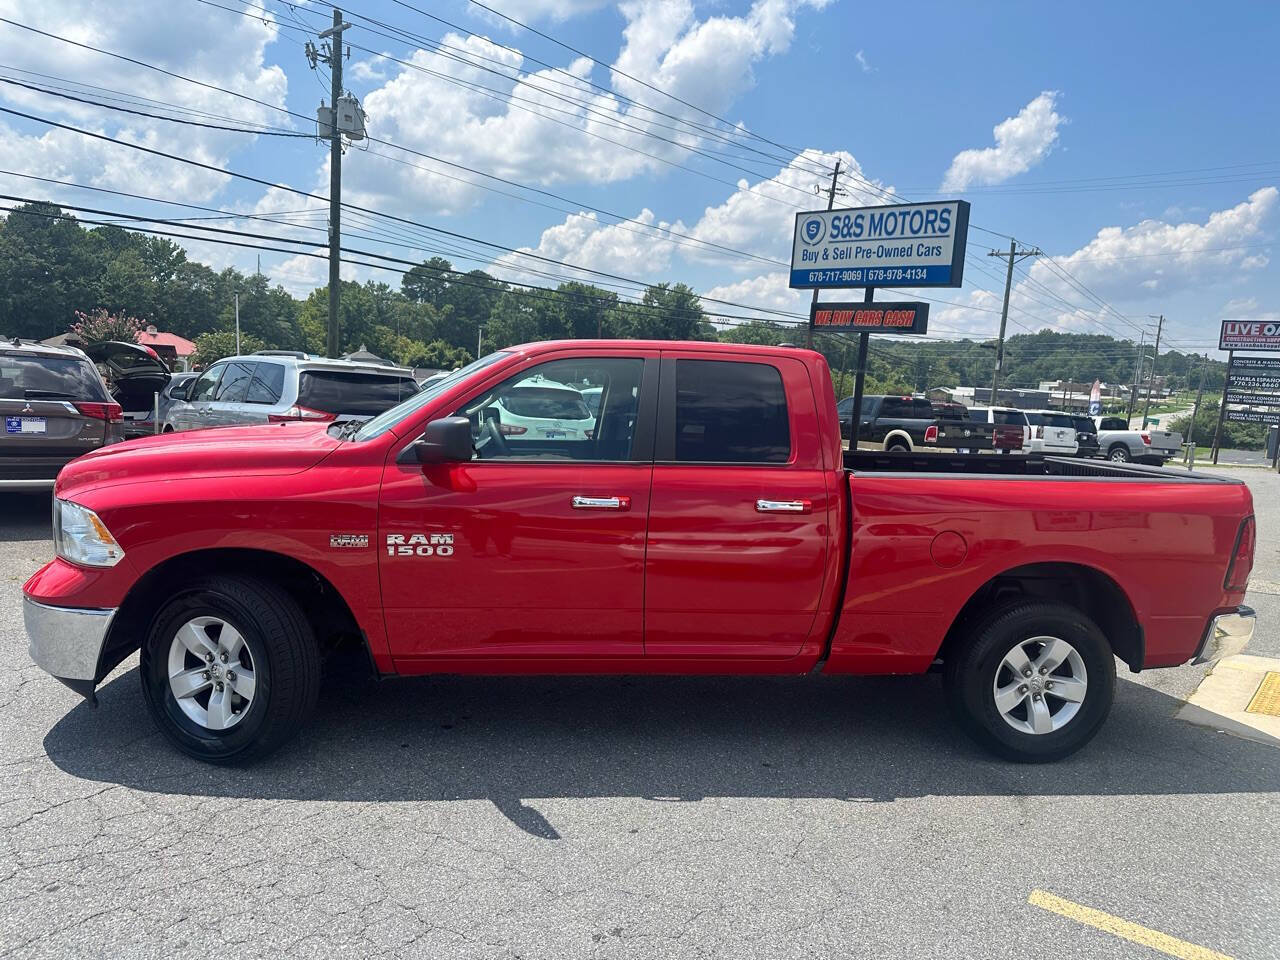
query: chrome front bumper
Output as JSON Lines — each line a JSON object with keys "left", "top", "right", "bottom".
{"left": 1193, "top": 606, "right": 1255, "bottom": 664}
{"left": 24, "top": 596, "right": 117, "bottom": 686}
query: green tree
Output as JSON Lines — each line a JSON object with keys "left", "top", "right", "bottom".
{"left": 192, "top": 330, "right": 265, "bottom": 367}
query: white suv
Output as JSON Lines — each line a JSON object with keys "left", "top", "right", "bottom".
{"left": 1024, "top": 410, "right": 1078, "bottom": 455}
{"left": 479, "top": 375, "right": 595, "bottom": 441}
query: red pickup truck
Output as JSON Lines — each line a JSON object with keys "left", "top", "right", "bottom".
{"left": 24, "top": 341, "right": 1256, "bottom": 764}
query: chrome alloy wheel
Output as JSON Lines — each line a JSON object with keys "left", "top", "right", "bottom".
{"left": 167, "top": 616, "right": 257, "bottom": 731}
{"left": 992, "top": 636, "right": 1088, "bottom": 735}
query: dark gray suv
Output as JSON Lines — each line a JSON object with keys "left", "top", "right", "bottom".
{"left": 0, "top": 339, "right": 124, "bottom": 489}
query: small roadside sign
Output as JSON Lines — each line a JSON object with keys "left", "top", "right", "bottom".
{"left": 809, "top": 301, "right": 929, "bottom": 336}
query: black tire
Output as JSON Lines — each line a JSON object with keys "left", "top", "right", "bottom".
{"left": 943, "top": 600, "right": 1115, "bottom": 763}
{"left": 140, "top": 574, "right": 320, "bottom": 764}
{"left": 886, "top": 438, "right": 911, "bottom": 452}
{"left": 1107, "top": 444, "right": 1130, "bottom": 462}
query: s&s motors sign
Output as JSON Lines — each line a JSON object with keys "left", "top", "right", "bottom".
{"left": 790, "top": 200, "right": 970, "bottom": 290}
{"left": 1220, "top": 319, "right": 1280, "bottom": 352}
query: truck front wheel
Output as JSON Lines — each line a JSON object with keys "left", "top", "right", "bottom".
{"left": 140, "top": 574, "right": 321, "bottom": 764}
{"left": 943, "top": 601, "right": 1115, "bottom": 762}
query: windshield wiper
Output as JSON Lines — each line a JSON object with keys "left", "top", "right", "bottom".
{"left": 23, "top": 389, "right": 78, "bottom": 399}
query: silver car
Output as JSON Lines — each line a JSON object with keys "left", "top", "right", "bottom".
{"left": 163, "top": 352, "right": 420, "bottom": 432}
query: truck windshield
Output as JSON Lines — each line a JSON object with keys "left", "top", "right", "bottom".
{"left": 351, "top": 352, "right": 510, "bottom": 441}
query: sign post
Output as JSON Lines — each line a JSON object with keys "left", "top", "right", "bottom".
{"left": 791, "top": 200, "right": 970, "bottom": 448}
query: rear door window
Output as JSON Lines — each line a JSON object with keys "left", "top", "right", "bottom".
{"left": 214, "top": 361, "right": 256, "bottom": 403}
{"left": 879, "top": 397, "right": 912, "bottom": 418}
{"left": 673, "top": 359, "right": 789, "bottom": 463}
{"left": 968, "top": 407, "right": 989, "bottom": 422}
{"left": 245, "top": 362, "right": 285, "bottom": 404}
{"left": 0, "top": 354, "right": 108, "bottom": 401}
{"left": 913, "top": 398, "right": 934, "bottom": 418}
{"left": 1099, "top": 417, "right": 1128, "bottom": 431}
{"left": 298, "top": 371, "right": 419, "bottom": 415}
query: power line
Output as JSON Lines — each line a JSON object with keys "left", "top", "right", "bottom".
{"left": 0, "top": 76, "right": 313, "bottom": 137}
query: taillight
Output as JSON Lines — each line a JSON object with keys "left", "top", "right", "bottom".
{"left": 267, "top": 405, "right": 336, "bottom": 423}
{"left": 923, "top": 424, "right": 938, "bottom": 443}
{"left": 76, "top": 402, "right": 124, "bottom": 423}
{"left": 1140, "top": 432, "right": 1151, "bottom": 446}
{"left": 1225, "top": 516, "right": 1255, "bottom": 592}
{"left": 497, "top": 424, "right": 527, "bottom": 436}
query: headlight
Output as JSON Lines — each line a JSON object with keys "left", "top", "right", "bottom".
{"left": 53, "top": 498, "right": 125, "bottom": 567}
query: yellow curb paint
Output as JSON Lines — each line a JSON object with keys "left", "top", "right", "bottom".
{"left": 1245, "top": 672, "right": 1280, "bottom": 716}
{"left": 1028, "top": 890, "right": 1235, "bottom": 960}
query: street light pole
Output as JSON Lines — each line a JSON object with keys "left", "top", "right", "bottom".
{"left": 1140, "top": 313, "right": 1164, "bottom": 429}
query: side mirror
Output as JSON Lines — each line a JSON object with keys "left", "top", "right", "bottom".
{"left": 398, "top": 416, "right": 473, "bottom": 464}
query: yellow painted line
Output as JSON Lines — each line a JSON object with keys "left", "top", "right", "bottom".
{"left": 1028, "top": 890, "right": 1235, "bottom": 960}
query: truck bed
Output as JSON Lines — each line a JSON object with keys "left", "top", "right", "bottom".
{"left": 844, "top": 450, "right": 1237, "bottom": 482}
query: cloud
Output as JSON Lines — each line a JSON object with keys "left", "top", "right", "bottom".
{"left": 482, "top": 148, "right": 894, "bottom": 298}
{"left": 0, "top": 0, "right": 299, "bottom": 287}
{"left": 855, "top": 50, "right": 872, "bottom": 73}
{"left": 343, "top": 0, "right": 833, "bottom": 215}
{"left": 941, "top": 91, "right": 1064, "bottom": 191}
{"left": 700, "top": 187, "right": 1278, "bottom": 339}
{"left": 473, "top": 0, "right": 611, "bottom": 25}
{"left": 488, "top": 208, "right": 684, "bottom": 286}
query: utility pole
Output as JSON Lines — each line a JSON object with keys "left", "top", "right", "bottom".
{"left": 1126, "top": 330, "right": 1146, "bottom": 420}
{"left": 234, "top": 292, "right": 240, "bottom": 356}
{"left": 805, "top": 159, "right": 843, "bottom": 350}
{"left": 1184, "top": 353, "right": 1208, "bottom": 470}
{"left": 307, "top": 9, "right": 353, "bottom": 358}
{"left": 987, "top": 240, "right": 1041, "bottom": 404}
{"left": 1140, "top": 313, "right": 1165, "bottom": 428}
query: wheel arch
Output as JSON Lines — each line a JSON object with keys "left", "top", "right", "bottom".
{"left": 882, "top": 429, "right": 914, "bottom": 451}
{"left": 937, "top": 561, "right": 1144, "bottom": 673}
{"left": 97, "top": 547, "right": 371, "bottom": 683}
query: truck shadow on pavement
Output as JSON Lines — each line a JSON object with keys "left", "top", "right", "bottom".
{"left": 44, "top": 664, "right": 1280, "bottom": 836}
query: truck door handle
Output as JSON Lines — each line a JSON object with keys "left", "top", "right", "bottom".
{"left": 756, "top": 499, "right": 812, "bottom": 514}
{"left": 572, "top": 495, "right": 630, "bottom": 510}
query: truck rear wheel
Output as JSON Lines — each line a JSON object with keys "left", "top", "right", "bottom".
{"left": 1107, "top": 444, "right": 1130, "bottom": 462}
{"left": 943, "top": 601, "right": 1115, "bottom": 762}
{"left": 140, "top": 574, "right": 320, "bottom": 764}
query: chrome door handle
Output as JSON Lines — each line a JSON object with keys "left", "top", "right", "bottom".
{"left": 756, "top": 499, "right": 812, "bottom": 514}
{"left": 572, "top": 495, "right": 630, "bottom": 510}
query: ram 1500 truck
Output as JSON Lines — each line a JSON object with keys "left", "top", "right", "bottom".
{"left": 24, "top": 341, "right": 1256, "bottom": 765}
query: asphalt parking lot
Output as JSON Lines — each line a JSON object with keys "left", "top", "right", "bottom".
{"left": 2, "top": 471, "right": 1279, "bottom": 959}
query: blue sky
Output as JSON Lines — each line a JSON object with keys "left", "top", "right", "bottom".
{"left": 0, "top": 0, "right": 1276, "bottom": 355}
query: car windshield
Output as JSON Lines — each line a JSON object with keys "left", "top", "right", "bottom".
{"left": 0, "top": 353, "right": 109, "bottom": 401}
{"left": 352, "top": 352, "right": 510, "bottom": 441}
{"left": 501, "top": 386, "right": 592, "bottom": 420}
{"left": 1042, "top": 413, "right": 1075, "bottom": 428}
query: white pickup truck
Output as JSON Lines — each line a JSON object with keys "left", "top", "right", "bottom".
{"left": 1095, "top": 415, "right": 1183, "bottom": 465}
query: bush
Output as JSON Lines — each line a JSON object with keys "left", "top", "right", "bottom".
{"left": 1168, "top": 403, "right": 1269, "bottom": 451}
{"left": 70, "top": 309, "right": 143, "bottom": 344}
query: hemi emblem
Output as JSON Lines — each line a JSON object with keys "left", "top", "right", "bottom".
{"left": 330, "top": 534, "right": 369, "bottom": 549}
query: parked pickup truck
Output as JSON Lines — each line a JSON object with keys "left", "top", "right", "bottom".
{"left": 840, "top": 394, "right": 989, "bottom": 452}
{"left": 25, "top": 341, "right": 1256, "bottom": 765}
{"left": 1095, "top": 415, "right": 1183, "bottom": 465}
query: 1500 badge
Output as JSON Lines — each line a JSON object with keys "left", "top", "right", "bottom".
{"left": 386, "top": 533, "right": 455, "bottom": 557}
